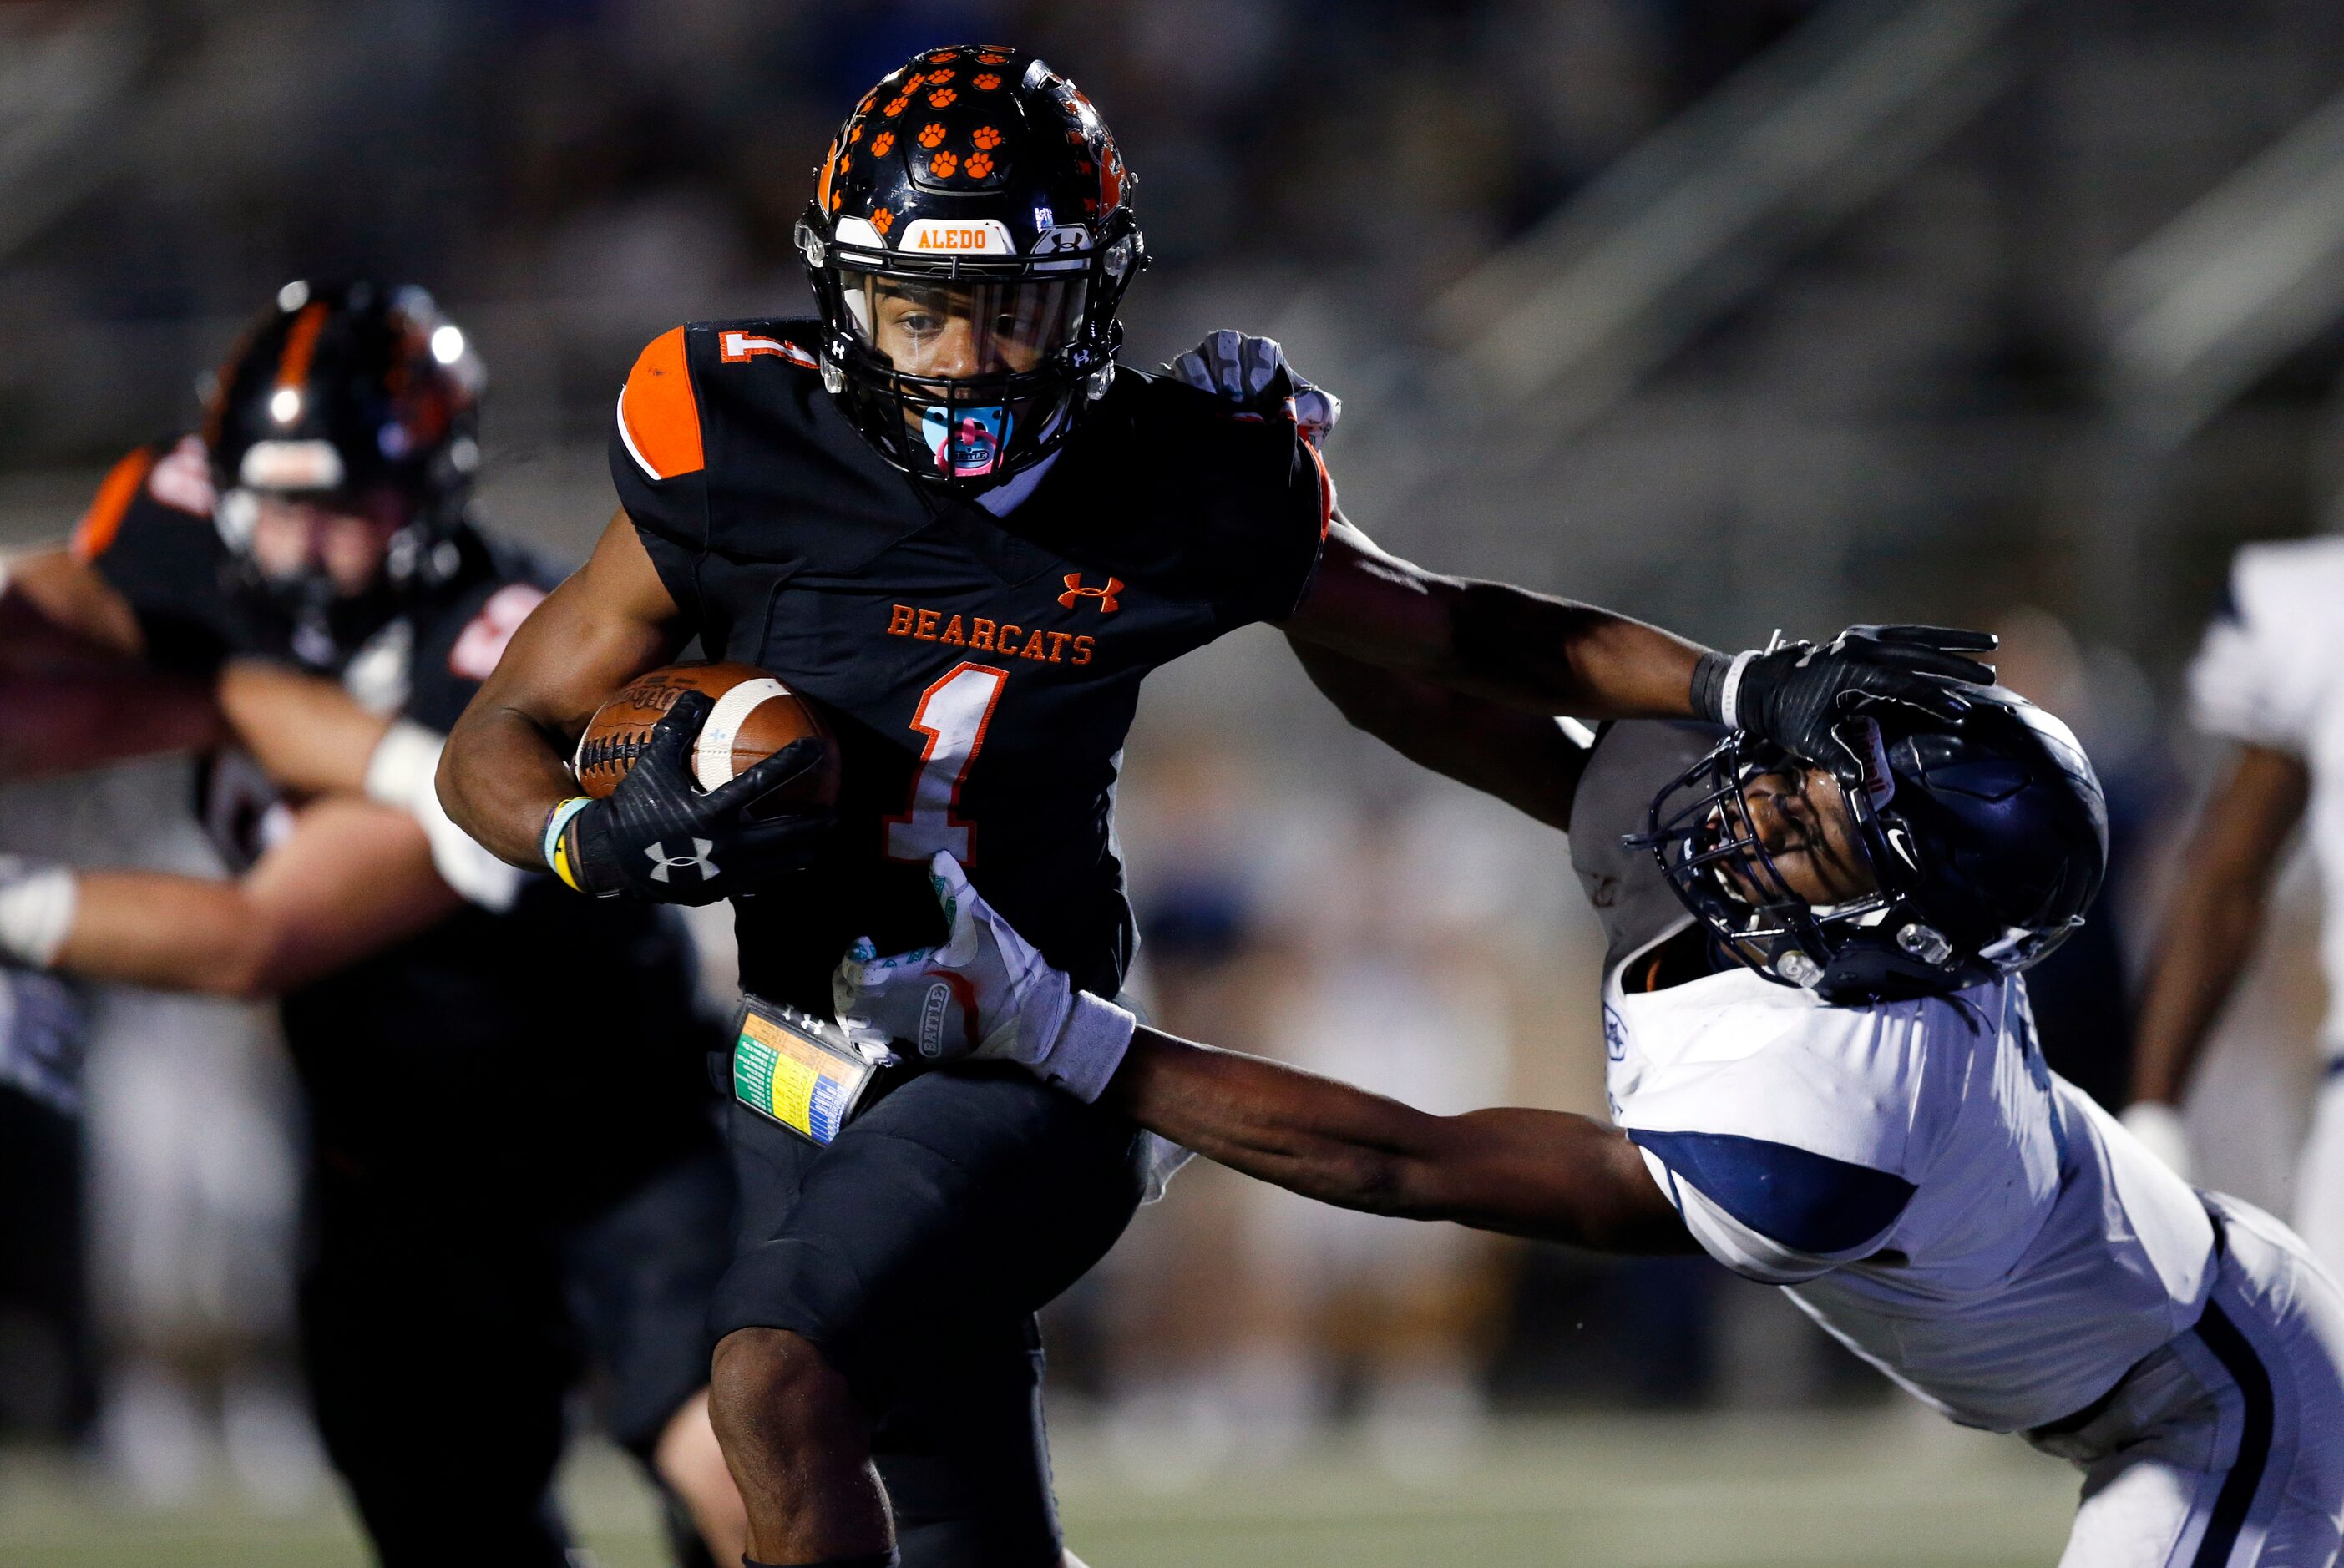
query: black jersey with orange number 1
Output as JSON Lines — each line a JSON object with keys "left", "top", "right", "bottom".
{"left": 610, "top": 316, "right": 1333, "bottom": 1012}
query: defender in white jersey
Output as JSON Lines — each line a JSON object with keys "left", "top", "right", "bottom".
{"left": 841, "top": 690, "right": 2344, "bottom": 1565}
{"left": 2129, "top": 538, "right": 2344, "bottom": 1272}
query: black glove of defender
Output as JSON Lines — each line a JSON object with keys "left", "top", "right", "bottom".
{"left": 1693, "top": 625, "right": 1998, "bottom": 770}
{"left": 559, "top": 690, "right": 834, "bottom": 905}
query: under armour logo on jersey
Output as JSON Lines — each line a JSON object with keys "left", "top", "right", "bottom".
{"left": 645, "top": 839, "right": 718, "bottom": 882}
{"left": 1057, "top": 574, "right": 1123, "bottom": 613}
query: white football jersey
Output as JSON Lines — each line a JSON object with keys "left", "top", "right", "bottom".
{"left": 1605, "top": 941, "right": 2217, "bottom": 1431}
{"left": 2189, "top": 537, "right": 2344, "bottom": 1052}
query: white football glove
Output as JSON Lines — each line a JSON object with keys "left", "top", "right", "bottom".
{"left": 0, "top": 967, "right": 88, "bottom": 1115}
{"left": 367, "top": 719, "right": 524, "bottom": 913}
{"left": 2120, "top": 1100, "right": 2195, "bottom": 1184}
{"left": 833, "top": 852, "right": 1136, "bottom": 1102}
{"left": 1162, "top": 330, "right": 1342, "bottom": 448}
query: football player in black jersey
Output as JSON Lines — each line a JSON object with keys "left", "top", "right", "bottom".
{"left": 439, "top": 47, "right": 1995, "bottom": 1568}
{"left": 0, "top": 285, "right": 749, "bottom": 1566}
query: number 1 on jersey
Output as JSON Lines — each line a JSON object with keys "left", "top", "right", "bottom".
{"left": 885, "top": 662, "right": 1008, "bottom": 863}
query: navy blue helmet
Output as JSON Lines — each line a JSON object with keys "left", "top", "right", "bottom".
{"left": 1634, "top": 688, "right": 2108, "bottom": 1003}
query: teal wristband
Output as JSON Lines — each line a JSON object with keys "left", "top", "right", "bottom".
{"left": 542, "top": 796, "right": 595, "bottom": 888}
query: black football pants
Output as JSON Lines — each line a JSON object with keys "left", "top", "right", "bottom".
{"left": 711, "top": 1063, "right": 1147, "bottom": 1568}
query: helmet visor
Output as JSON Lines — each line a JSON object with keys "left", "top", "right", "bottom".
{"left": 840, "top": 270, "right": 1090, "bottom": 378}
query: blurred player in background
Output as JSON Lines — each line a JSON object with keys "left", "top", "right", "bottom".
{"left": 843, "top": 681, "right": 2344, "bottom": 1565}
{"left": 2128, "top": 539, "right": 2344, "bottom": 1270}
{"left": 0, "top": 284, "right": 747, "bottom": 1566}
{"left": 439, "top": 48, "right": 1995, "bottom": 1568}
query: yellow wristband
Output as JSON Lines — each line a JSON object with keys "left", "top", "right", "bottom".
{"left": 542, "top": 797, "right": 595, "bottom": 893}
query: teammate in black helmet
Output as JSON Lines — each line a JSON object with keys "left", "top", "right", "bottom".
{"left": 202, "top": 279, "right": 484, "bottom": 664}
{"left": 440, "top": 50, "right": 1997, "bottom": 1568}
{"left": 0, "top": 283, "right": 749, "bottom": 1566}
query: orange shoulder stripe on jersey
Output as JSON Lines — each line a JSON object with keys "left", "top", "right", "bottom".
{"left": 70, "top": 448, "right": 158, "bottom": 562}
{"left": 617, "top": 326, "right": 706, "bottom": 481}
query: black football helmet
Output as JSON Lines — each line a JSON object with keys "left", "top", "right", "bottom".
{"left": 205, "top": 280, "right": 484, "bottom": 664}
{"left": 796, "top": 46, "right": 1145, "bottom": 490}
{"left": 1633, "top": 689, "right": 2108, "bottom": 1003}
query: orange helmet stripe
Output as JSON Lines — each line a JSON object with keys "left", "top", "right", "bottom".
{"left": 617, "top": 327, "right": 706, "bottom": 480}
{"left": 274, "top": 301, "right": 330, "bottom": 394}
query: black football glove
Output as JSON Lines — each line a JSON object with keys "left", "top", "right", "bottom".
{"left": 557, "top": 690, "right": 834, "bottom": 906}
{"left": 1694, "top": 624, "right": 1998, "bottom": 770}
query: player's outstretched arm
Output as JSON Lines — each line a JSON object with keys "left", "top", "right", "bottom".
{"left": 1279, "top": 522, "right": 1997, "bottom": 766}
{"left": 1288, "top": 637, "right": 1589, "bottom": 831}
{"left": 1282, "top": 518, "right": 1707, "bottom": 719}
{"left": 1109, "top": 1028, "right": 1693, "bottom": 1253}
{"left": 439, "top": 510, "right": 688, "bottom": 869}
{"left": 215, "top": 658, "right": 394, "bottom": 797}
{"left": 5, "top": 797, "right": 459, "bottom": 1000}
{"left": 835, "top": 854, "right": 1692, "bottom": 1252}
{"left": 2131, "top": 742, "right": 2308, "bottom": 1113}
{"left": 214, "top": 658, "right": 526, "bottom": 912}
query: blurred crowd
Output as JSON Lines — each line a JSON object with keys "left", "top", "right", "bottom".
{"left": 5, "top": 0, "right": 1822, "bottom": 463}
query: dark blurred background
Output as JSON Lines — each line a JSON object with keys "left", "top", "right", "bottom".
{"left": 4, "top": 2, "right": 2344, "bottom": 1560}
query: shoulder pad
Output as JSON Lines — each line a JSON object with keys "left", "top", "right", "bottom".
{"left": 71, "top": 436, "right": 211, "bottom": 561}
{"left": 2229, "top": 536, "right": 2344, "bottom": 633}
{"left": 616, "top": 327, "right": 706, "bottom": 482}
{"left": 1103, "top": 371, "right": 1329, "bottom": 505}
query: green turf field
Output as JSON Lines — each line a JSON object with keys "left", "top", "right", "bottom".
{"left": 0, "top": 1409, "right": 2080, "bottom": 1567}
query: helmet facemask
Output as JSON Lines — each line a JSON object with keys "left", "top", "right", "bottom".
{"left": 215, "top": 482, "right": 429, "bottom": 670}
{"left": 803, "top": 211, "right": 1141, "bottom": 489}
{"left": 1636, "top": 736, "right": 1901, "bottom": 991}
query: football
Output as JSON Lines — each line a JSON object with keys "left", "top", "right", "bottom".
{"left": 573, "top": 660, "right": 840, "bottom": 804}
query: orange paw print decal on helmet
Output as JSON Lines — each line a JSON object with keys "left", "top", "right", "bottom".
{"left": 916, "top": 122, "right": 947, "bottom": 149}
{"left": 971, "top": 126, "right": 1002, "bottom": 149}
{"left": 848, "top": 124, "right": 863, "bottom": 144}
{"left": 977, "top": 52, "right": 1009, "bottom": 64}
{"left": 883, "top": 95, "right": 909, "bottom": 117}
{"left": 927, "top": 49, "right": 956, "bottom": 63}
{"left": 928, "top": 87, "right": 958, "bottom": 109}
{"left": 929, "top": 149, "right": 959, "bottom": 178}
{"left": 925, "top": 68, "right": 954, "bottom": 85}
{"left": 873, "top": 208, "right": 894, "bottom": 236}
{"left": 870, "top": 130, "right": 894, "bottom": 158}
{"left": 973, "top": 73, "right": 1001, "bottom": 90}
{"left": 966, "top": 151, "right": 995, "bottom": 179}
